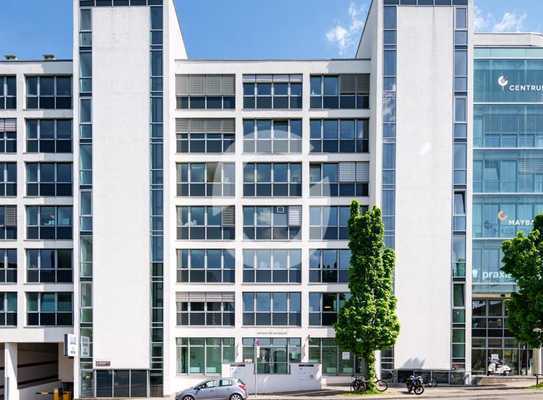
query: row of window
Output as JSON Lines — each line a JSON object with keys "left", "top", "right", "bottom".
{"left": 176, "top": 206, "right": 359, "bottom": 241}
{"left": 175, "top": 292, "right": 349, "bottom": 327}
{"left": 175, "top": 118, "right": 369, "bottom": 154}
{"left": 0, "top": 119, "right": 73, "bottom": 154}
{"left": 0, "top": 292, "right": 73, "bottom": 327}
{"left": 0, "top": 206, "right": 72, "bottom": 240}
{"left": 0, "top": 76, "right": 72, "bottom": 110}
{"left": 176, "top": 248, "right": 351, "bottom": 284}
{"left": 177, "top": 337, "right": 353, "bottom": 376}
{"left": 175, "top": 74, "right": 370, "bottom": 110}
{"left": 0, "top": 162, "right": 72, "bottom": 197}
{"left": 176, "top": 162, "right": 369, "bottom": 198}
{"left": 0, "top": 248, "right": 72, "bottom": 283}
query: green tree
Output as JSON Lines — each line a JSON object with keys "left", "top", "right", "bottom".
{"left": 501, "top": 214, "right": 543, "bottom": 349}
{"left": 335, "top": 202, "right": 400, "bottom": 391}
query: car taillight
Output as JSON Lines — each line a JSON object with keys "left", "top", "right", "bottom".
{"left": 239, "top": 383, "right": 247, "bottom": 391}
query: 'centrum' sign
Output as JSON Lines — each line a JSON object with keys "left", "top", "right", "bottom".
{"left": 498, "top": 75, "right": 543, "bottom": 93}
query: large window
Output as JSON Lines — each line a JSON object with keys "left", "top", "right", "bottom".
{"left": 243, "top": 249, "right": 301, "bottom": 283}
{"left": 242, "top": 337, "right": 301, "bottom": 374}
{"left": 310, "top": 206, "right": 353, "bottom": 240}
{"left": 309, "top": 249, "right": 351, "bottom": 283}
{"left": 309, "top": 338, "right": 356, "bottom": 376}
{"left": 310, "top": 74, "right": 369, "bottom": 109}
{"left": 27, "top": 292, "right": 73, "bottom": 326}
{"left": 27, "top": 249, "right": 72, "bottom": 283}
{"left": 471, "top": 299, "right": 529, "bottom": 376}
{"left": 243, "top": 74, "right": 302, "bottom": 109}
{"left": 176, "top": 75, "right": 235, "bottom": 110}
{"left": 309, "top": 292, "right": 350, "bottom": 326}
{"left": 26, "top": 76, "right": 72, "bottom": 110}
{"left": 0, "top": 250, "right": 16, "bottom": 283}
{"left": 243, "top": 292, "right": 301, "bottom": 326}
{"left": 243, "top": 206, "right": 302, "bottom": 240}
{"left": 0, "top": 76, "right": 16, "bottom": 110}
{"left": 0, "top": 206, "right": 17, "bottom": 240}
{"left": 176, "top": 338, "right": 235, "bottom": 375}
{"left": 176, "top": 163, "right": 235, "bottom": 197}
{"left": 26, "top": 163, "right": 72, "bottom": 197}
{"left": 472, "top": 241, "right": 513, "bottom": 287}
{"left": 243, "top": 163, "right": 301, "bottom": 197}
{"left": 0, "top": 163, "right": 16, "bottom": 197}
{"left": 0, "top": 119, "right": 17, "bottom": 153}
{"left": 176, "top": 292, "right": 234, "bottom": 326}
{"left": 243, "top": 120, "right": 302, "bottom": 154}
{"left": 176, "top": 206, "right": 235, "bottom": 240}
{"left": 474, "top": 105, "right": 543, "bottom": 148}
{"left": 0, "top": 292, "right": 16, "bottom": 326}
{"left": 176, "top": 118, "right": 235, "bottom": 154}
{"left": 474, "top": 151, "right": 543, "bottom": 193}
{"left": 177, "top": 249, "right": 235, "bottom": 283}
{"left": 473, "top": 198, "right": 543, "bottom": 239}
{"left": 310, "top": 119, "right": 369, "bottom": 153}
{"left": 26, "top": 206, "right": 73, "bottom": 240}
{"left": 26, "top": 119, "right": 72, "bottom": 153}
{"left": 310, "top": 162, "right": 369, "bottom": 197}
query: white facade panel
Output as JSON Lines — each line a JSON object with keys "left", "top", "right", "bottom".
{"left": 92, "top": 6, "right": 151, "bottom": 370}
{"left": 394, "top": 6, "right": 454, "bottom": 370}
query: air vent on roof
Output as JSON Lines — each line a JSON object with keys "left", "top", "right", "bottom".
{"left": 43, "top": 54, "right": 56, "bottom": 61}
{"left": 4, "top": 55, "right": 17, "bottom": 61}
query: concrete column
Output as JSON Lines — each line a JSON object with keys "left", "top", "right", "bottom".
{"left": 5, "top": 343, "right": 18, "bottom": 400}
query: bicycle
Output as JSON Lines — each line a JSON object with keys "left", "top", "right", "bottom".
{"left": 351, "top": 376, "right": 388, "bottom": 392}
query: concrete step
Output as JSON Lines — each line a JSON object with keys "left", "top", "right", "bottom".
{"left": 473, "top": 375, "right": 537, "bottom": 387}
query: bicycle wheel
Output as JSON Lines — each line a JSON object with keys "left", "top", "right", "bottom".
{"left": 375, "top": 380, "right": 388, "bottom": 392}
{"left": 355, "top": 381, "right": 367, "bottom": 392}
{"left": 351, "top": 379, "right": 365, "bottom": 392}
{"left": 414, "top": 385, "right": 424, "bottom": 395}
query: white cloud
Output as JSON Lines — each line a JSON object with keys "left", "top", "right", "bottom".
{"left": 474, "top": 6, "right": 492, "bottom": 32}
{"left": 326, "top": 1, "right": 368, "bottom": 56}
{"left": 492, "top": 11, "right": 527, "bottom": 33}
{"left": 474, "top": 6, "right": 527, "bottom": 33}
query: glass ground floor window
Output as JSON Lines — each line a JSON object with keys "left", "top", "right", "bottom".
{"left": 308, "top": 338, "right": 358, "bottom": 376}
{"left": 242, "top": 337, "right": 301, "bottom": 374}
{"left": 472, "top": 299, "right": 533, "bottom": 375}
{"left": 176, "top": 338, "right": 235, "bottom": 375}
{"left": 95, "top": 370, "right": 148, "bottom": 398}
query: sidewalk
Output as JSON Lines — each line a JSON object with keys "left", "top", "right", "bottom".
{"left": 250, "top": 385, "right": 543, "bottom": 399}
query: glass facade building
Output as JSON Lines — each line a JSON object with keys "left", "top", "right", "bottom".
{"left": 472, "top": 46, "right": 543, "bottom": 375}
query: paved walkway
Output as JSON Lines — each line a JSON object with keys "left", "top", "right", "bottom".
{"left": 250, "top": 385, "right": 543, "bottom": 399}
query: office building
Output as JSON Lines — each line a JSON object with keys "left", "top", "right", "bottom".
{"left": 0, "top": 0, "right": 541, "bottom": 399}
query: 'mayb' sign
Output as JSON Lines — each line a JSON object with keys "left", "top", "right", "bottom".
{"left": 497, "top": 210, "right": 533, "bottom": 227}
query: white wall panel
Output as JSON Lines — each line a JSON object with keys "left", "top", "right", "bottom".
{"left": 394, "top": 5, "right": 454, "bottom": 370}
{"left": 92, "top": 6, "right": 150, "bottom": 370}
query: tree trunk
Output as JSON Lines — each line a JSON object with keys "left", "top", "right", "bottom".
{"left": 363, "top": 351, "right": 376, "bottom": 391}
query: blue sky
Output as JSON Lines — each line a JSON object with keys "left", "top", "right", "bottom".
{"left": 0, "top": 0, "right": 542, "bottom": 60}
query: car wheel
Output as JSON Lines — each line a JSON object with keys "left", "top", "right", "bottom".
{"left": 230, "top": 394, "right": 243, "bottom": 400}
{"left": 182, "top": 396, "right": 194, "bottom": 400}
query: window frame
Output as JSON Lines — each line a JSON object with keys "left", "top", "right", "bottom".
{"left": 243, "top": 206, "right": 302, "bottom": 241}
{"left": 243, "top": 249, "right": 301, "bottom": 283}
{"left": 26, "top": 248, "right": 73, "bottom": 283}
{"left": 243, "top": 162, "right": 302, "bottom": 197}
{"left": 176, "top": 249, "right": 235, "bottom": 283}
{"left": 26, "top": 75, "right": 73, "bottom": 110}
{"left": 26, "top": 292, "right": 73, "bottom": 326}
{"left": 176, "top": 206, "right": 235, "bottom": 241}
